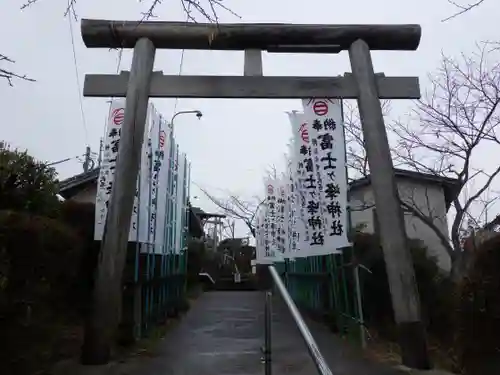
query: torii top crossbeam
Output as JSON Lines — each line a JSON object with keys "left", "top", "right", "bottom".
{"left": 80, "top": 19, "right": 421, "bottom": 52}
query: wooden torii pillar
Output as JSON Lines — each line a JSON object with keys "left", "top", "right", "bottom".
{"left": 80, "top": 20, "right": 430, "bottom": 369}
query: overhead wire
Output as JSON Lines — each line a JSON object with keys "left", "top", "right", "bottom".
{"left": 67, "top": 1, "right": 89, "bottom": 146}
{"left": 98, "top": 35, "right": 125, "bottom": 157}
{"left": 172, "top": 2, "right": 192, "bottom": 115}
{"left": 172, "top": 48, "right": 187, "bottom": 115}
{"left": 115, "top": 48, "right": 124, "bottom": 74}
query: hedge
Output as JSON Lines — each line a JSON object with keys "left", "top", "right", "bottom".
{"left": 0, "top": 209, "right": 85, "bottom": 375}
{"left": 58, "top": 201, "right": 100, "bottom": 316}
{"left": 352, "top": 232, "right": 454, "bottom": 343}
{"left": 455, "top": 234, "right": 500, "bottom": 374}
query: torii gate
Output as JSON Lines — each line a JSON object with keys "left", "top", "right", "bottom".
{"left": 80, "top": 20, "right": 430, "bottom": 369}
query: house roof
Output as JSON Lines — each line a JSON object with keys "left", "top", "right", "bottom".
{"left": 59, "top": 168, "right": 225, "bottom": 216}
{"left": 191, "top": 206, "right": 226, "bottom": 219}
{"left": 58, "top": 168, "right": 223, "bottom": 238}
{"left": 349, "top": 168, "right": 460, "bottom": 211}
{"left": 58, "top": 168, "right": 100, "bottom": 199}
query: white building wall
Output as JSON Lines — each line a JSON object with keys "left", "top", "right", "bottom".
{"left": 349, "top": 178, "right": 451, "bottom": 272}
{"left": 66, "top": 177, "right": 452, "bottom": 271}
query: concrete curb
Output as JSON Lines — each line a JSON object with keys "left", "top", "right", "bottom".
{"left": 51, "top": 360, "right": 460, "bottom": 375}
{"left": 394, "top": 365, "right": 457, "bottom": 375}
{"left": 50, "top": 358, "right": 144, "bottom": 375}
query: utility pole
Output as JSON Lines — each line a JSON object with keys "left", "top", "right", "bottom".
{"left": 83, "top": 146, "right": 91, "bottom": 172}
{"left": 81, "top": 38, "right": 156, "bottom": 364}
{"left": 349, "top": 39, "right": 430, "bottom": 369}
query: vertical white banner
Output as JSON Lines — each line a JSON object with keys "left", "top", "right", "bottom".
{"left": 170, "top": 144, "right": 179, "bottom": 253}
{"left": 287, "top": 111, "right": 316, "bottom": 257}
{"left": 154, "top": 115, "right": 171, "bottom": 254}
{"left": 302, "top": 99, "right": 350, "bottom": 253}
{"left": 94, "top": 99, "right": 150, "bottom": 242}
{"left": 276, "top": 176, "right": 288, "bottom": 257}
{"left": 94, "top": 100, "right": 123, "bottom": 240}
{"left": 136, "top": 105, "right": 153, "bottom": 244}
{"left": 175, "top": 153, "right": 186, "bottom": 254}
{"left": 284, "top": 166, "right": 297, "bottom": 258}
{"left": 255, "top": 204, "right": 274, "bottom": 264}
{"left": 283, "top": 140, "right": 301, "bottom": 259}
{"left": 282, "top": 172, "right": 291, "bottom": 258}
{"left": 185, "top": 161, "right": 191, "bottom": 247}
{"left": 146, "top": 105, "right": 171, "bottom": 253}
{"left": 255, "top": 206, "right": 266, "bottom": 263}
{"left": 147, "top": 107, "right": 160, "bottom": 246}
{"left": 262, "top": 177, "right": 284, "bottom": 263}
{"left": 164, "top": 132, "right": 176, "bottom": 254}
{"left": 182, "top": 160, "right": 190, "bottom": 253}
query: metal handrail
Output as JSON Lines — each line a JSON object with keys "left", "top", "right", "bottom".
{"left": 264, "top": 265, "right": 333, "bottom": 375}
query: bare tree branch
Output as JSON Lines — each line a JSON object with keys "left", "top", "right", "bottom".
{"left": 198, "top": 186, "right": 264, "bottom": 238}
{"left": 7, "top": 0, "right": 76, "bottom": 85}
{"left": 442, "top": 0, "right": 487, "bottom": 22}
{"left": 220, "top": 217, "right": 236, "bottom": 238}
{"left": 21, "top": 0, "right": 239, "bottom": 21}
{"left": 0, "top": 54, "right": 35, "bottom": 86}
{"left": 20, "top": 0, "right": 41, "bottom": 10}
{"left": 10, "top": 0, "right": 239, "bottom": 85}
{"left": 349, "top": 201, "right": 376, "bottom": 212}
{"left": 391, "top": 42, "right": 500, "bottom": 274}
{"left": 344, "top": 99, "right": 393, "bottom": 179}
{"left": 141, "top": 0, "right": 240, "bottom": 22}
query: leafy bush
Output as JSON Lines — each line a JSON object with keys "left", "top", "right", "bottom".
{"left": 0, "top": 210, "right": 84, "bottom": 375}
{"left": 455, "top": 234, "right": 500, "bottom": 374}
{"left": 352, "top": 232, "right": 454, "bottom": 341}
{"left": 0, "top": 210, "right": 82, "bottom": 303}
{"left": 59, "top": 200, "right": 95, "bottom": 241}
{"left": 0, "top": 145, "right": 60, "bottom": 217}
{"left": 59, "top": 201, "right": 100, "bottom": 316}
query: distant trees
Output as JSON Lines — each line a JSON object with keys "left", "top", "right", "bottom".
{"left": 328, "top": 43, "right": 500, "bottom": 278}
{"left": 0, "top": 143, "right": 60, "bottom": 216}
{"left": 391, "top": 44, "right": 500, "bottom": 277}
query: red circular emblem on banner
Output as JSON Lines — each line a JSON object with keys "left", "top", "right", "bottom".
{"left": 111, "top": 108, "right": 125, "bottom": 126}
{"left": 159, "top": 130, "right": 166, "bottom": 148}
{"left": 299, "top": 123, "right": 309, "bottom": 143}
{"left": 313, "top": 100, "right": 328, "bottom": 116}
{"left": 267, "top": 184, "right": 274, "bottom": 195}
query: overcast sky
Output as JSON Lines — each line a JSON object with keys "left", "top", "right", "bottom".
{"left": 1, "top": 0, "right": 499, "bottom": 237}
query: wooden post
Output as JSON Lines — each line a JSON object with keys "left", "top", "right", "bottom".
{"left": 81, "top": 37, "right": 156, "bottom": 365}
{"left": 348, "top": 39, "right": 430, "bottom": 369}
